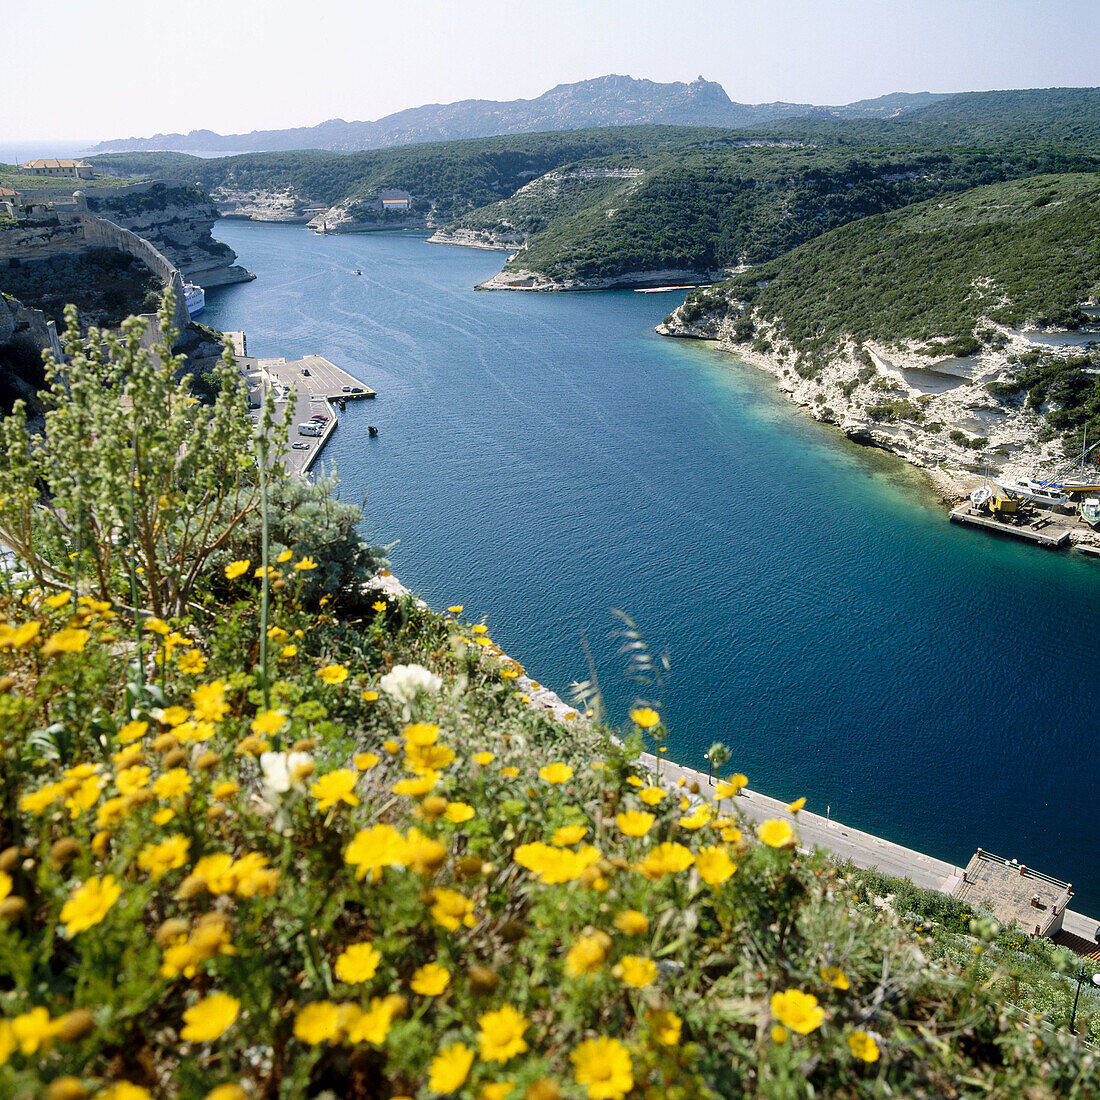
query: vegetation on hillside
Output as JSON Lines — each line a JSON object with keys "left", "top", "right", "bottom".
{"left": 0, "top": 303, "right": 1098, "bottom": 1098}
{"left": 674, "top": 174, "right": 1100, "bottom": 371}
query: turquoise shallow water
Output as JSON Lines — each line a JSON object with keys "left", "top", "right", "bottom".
{"left": 204, "top": 223, "right": 1100, "bottom": 913}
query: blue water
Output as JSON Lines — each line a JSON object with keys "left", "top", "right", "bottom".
{"left": 204, "top": 223, "right": 1100, "bottom": 914}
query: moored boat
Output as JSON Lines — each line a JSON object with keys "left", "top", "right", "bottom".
{"left": 1002, "top": 478, "right": 1072, "bottom": 508}
{"left": 1080, "top": 497, "right": 1100, "bottom": 527}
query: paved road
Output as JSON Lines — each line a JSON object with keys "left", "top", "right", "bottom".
{"left": 639, "top": 752, "right": 1099, "bottom": 940}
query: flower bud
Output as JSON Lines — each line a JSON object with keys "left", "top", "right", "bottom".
{"left": 499, "top": 919, "right": 526, "bottom": 943}
{"left": 50, "top": 837, "right": 82, "bottom": 869}
{"left": 291, "top": 738, "right": 317, "bottom": 753}
{"left": 156, "top": 917, "right": 191, "bottom": 947}
{"left": 54, "top": 1008, "right": 95, "bottom": 1042}
{"left": 0, "top": 896, "right": 27, "bottom": 920}
{"left": 153, "top": 733, "right": 179, "bottom": 753}
{"left": 525, "top": 1080, "right": 561, "bottom": 1100}
{"left": 418, "top": 796, "right": 449, "bottom": 823}
{"left": 0, "top": 675, "right": 15, "bottom": 693}
{"left": 46, "top": 1078, "right": 89, "bottom": 1100}
{"left": 195, "top": 751, "right": 221, "bottom": 771}
{"left": 161, "top": 748, "right": 188, "bottom": 769}
{"left": 206, "top": 804, "right": 227, "bottom": 821}
{"left": 467, "top": 965, "right": 499, "bottom": 995}
{"left": 0, "top": 846, "right": 18, "bottom": 872}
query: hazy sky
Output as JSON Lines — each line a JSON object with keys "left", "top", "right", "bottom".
{"left": 6, "top": 0, "right": 1100, "bottom": 141}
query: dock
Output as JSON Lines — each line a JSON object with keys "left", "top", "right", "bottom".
{"left": 224, "top": 334, "right": 376, "bottom": 476}
{"left": 950, "top": 503, "right": 1072, "bottom": 548}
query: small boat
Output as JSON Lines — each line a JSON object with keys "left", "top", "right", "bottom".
{"left": 183, "top": 282, "right": 205, "bottom": 317}
{"left": 1076, "top": 543, "right": 1100, "bottom": 558}
{"left": 368, "top": 425, "right": 379, "bottom": 438}
{"left": 1002, "top": 479, "right": 1072, "bottom": 508}
{"left": 970, "top": 485, "right": 993, "bottom": 508}
{"left": 353, "top": 269, "right": 362, "bottom": 276}
{"left": 1080, "top": 497, "right": 1100, "bottom": 527}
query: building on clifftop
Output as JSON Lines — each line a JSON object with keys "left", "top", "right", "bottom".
{"left": 19, "top": 158, "right": 94, "bottom": 179}
{"left": 378, "top": 188, "right": 411, "bottom": 212}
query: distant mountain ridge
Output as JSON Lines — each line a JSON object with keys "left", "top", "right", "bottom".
{"left": 88, "top": 76, "right": 949, "bottom": 155}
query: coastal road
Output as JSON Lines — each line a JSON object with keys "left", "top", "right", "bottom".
{"left": 638, "top": 751, "right": 1099, "bottom": 940}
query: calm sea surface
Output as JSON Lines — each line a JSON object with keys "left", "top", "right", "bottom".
{"left": 203, "top": 223, "right": 1100, "bottom": 914}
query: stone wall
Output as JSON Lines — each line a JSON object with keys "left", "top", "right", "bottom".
{"left": 78, "top": 214, "right": 189, "bottom": 333}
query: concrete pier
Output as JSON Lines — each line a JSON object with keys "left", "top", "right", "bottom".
{"left": 950, "top": 503, "right": 1073, "bottom": 547}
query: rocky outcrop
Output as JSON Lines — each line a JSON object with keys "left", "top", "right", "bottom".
{"left": 427, "top": 227, "right": 517, "bottom": 251}
{"left": 658, "top": 302, "right": 1088, "bottom": 490}
{"left": 211, "top": 187, "right": 314, "bottom": 224}
{"left": 477, "top": 266, "right": 718, "bottom": 292}
{"left": 305, "top": 204, "right": 432, "bottom": 235}
{"left": 88, "top": 185, "right": 253, "bottom": 288}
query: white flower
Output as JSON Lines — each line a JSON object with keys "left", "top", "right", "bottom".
{"left": 259, "top": 750, "right": 313, "bottom": 798}
{"left": 379, "top": 663, "right": 442, "bottom": 703}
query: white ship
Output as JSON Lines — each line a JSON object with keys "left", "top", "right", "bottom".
{"left": 183, "top": 283, "right": 205, "bottom": 317}
{"left": 1002, "top": 478, "right": 1072, "bottom": 508}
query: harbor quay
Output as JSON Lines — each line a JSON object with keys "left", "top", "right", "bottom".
{"left": 224, "top": 332, "right": 376, "bottom": 475}
{"left": 636, "top": 751, "right": 1100, "bottom": 953}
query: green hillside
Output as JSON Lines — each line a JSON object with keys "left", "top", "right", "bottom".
{"left": 482, "top": 146, "right": 1100, "bottom": 283}
{"left": 678, "top": 173, "right": 1100, "bottom": 356}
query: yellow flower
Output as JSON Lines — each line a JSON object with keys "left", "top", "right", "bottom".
{"left": 770, "top": 989, "right": 825, "bottom": 1035}
{"left": 428, "top": 1041, "right": 474, "bottom": 1094}
{"left": 41, "top": 627, "right": 90, "bottom": 656}
{"left": 280, "top": 644, "right": 298, "bottom": 660}
{"left": 647, "top": 1008, "right": 682, "bottom": 1046}
{"left": 205, "top": 1086, "right": 247, "bottom": 1100}
{"left": 758, "top": 819, "right": 795, "bottom": 849}
{"left": 678, "top": 804, "right": 713, "bottom": 830}
{"left": 444, "top": 801, "right": 475, "bottom": 824}
{"left": 294, "top": 1001, "right": 342, "bottom": 1045}
{"left": 354, "top": 751, "right": 380, "bottom": 771}
{"left": 335, "top": 941, "right": 381, "bottom": 983}
{"left": 191, "top": 680, "right": 230, "bottom": 723}
{"left": 716, "top": 774, "right": 748, "bottom": 798}
{"left": 117, "top": 720, "right": 149, "bottom": 744}
{"left": 152, "top": 807, "right": 175, "bottom": 825}
{"left": 552, "top": 824, "right": 588, "bottom": 846}
{"left": 277, "top": 548, "right": 293, "bottom": 563}
{"left": 615, "top": 955, "right": 656, "bottom": 988}
{"left": 213, "top": 780, "right": 240, "bottom": 801}
{"left": 500, "top": 766, "right": 520, "bottom": 779}
{"left": 613, "top": 909, "right": 650, "bottom": 935}
{"left": 477, "top": 1005, "right": 529, "bottom": 1064}
{"left": 0, "top": 620, "right": 41, "bottom": 648}
{"left": 430, "top": 886, "right": 475, "bottom": 930}
{"left": 153, "top": 768, "right": 192, "bottom": 800}
{"left": 411, "top": 961, "right": 451, "bottom": 995}
{"left": 20, "top": 782, "right": 65, "bottom": 814}
{"left": 114, "top": 763, "right": 150, "bottom": 794}
{"left": 473, "top": 751, "right": 495, "bottom": 765}
{"left": 393, "top": 772, "right": 440, "bottom": 797}
{"left": 625, "top": 775, "right": 643, "bottom": 787}
{"left": 172, "top": 648, "right": 204, "bottom": 674}
{"left": 317, "top": 664, "right": 348, "bottom": 685}
{"left": 629, "top": 707, "right": 660, "bottom": 728}
{"left": 294, "top": 556, "right": 318, "bottom": 571}
{"left": 637, "top": 842, "right": 694, "bottom": 881}
{"left": 0, "top": 870, "right": 11, "bottom": 903}
{"left": 788, "top": 796, "right": 806, "bottom": 813}
{"left": 310, "top": 769, "right": 360, "bottom": 810}
{"left": 181, "top": 992, "right": 240, "bottom": 1042}
{"left": 571, "top": 1036, "right": 633, "bottom": 1100}
{"left": 250, "top": 709, "right": 286, "bottom": 735}
{"left": 158, "top": 705, "right": 190, "bottom": 726}
{"left": 479, "top": 1085, "right": 512, "bottom": 1100}
{"left": 404, "top": 722, "right": 440, "bottom": 746}
{"left": 372, "top": 600, "right": 387, "bottom": 612}
{"left": 539, "top": 762, "right": 573, "bottom": 784}
{"left": 137, "top": 835, "right": 190, "bottom": 881}
{"left": 361, "top": 689, "right": 379, "bottom": 701}
{"left": 771, "top": 1024, "right": 788, "bottom": 1044}
{"left": 514, "top": 842, "right": 602, "bottom": 885}
{"left": 345, "top": 824, "right": 411, "bottom": 882}
{"left": 848, "top": 1029, "right": 880, "bottom": 1062}
{"left": 638, "top": 786, "right": 666, "bottom": 806}
{"left": 60, "top": 875, "right": 122, "bottom": 936}
{"left": 616, "top": 811, "right": 655, "bottom": 837}
{"left": 10, "top": 1007, "right": 59, "bottom": 1055}
{"left": 821, "top": 966, "right": 850, "bottom": 991}
{"left": 345, "top": 996, "right": 398, "bottom": 1045}
{"left": 254, "top": 565, "right": 280, "bottom": 580}
{"left": 44, "top": 590, "right": 72, "bottom": 608}
{"left": 98, "top": 1085, "right": 152, "bottom": 1100}
{"left": 694, "top": 846, "right": 737, "bottom": 885}
{"left": 565, "top": 930, "right": 612, "bottom": 976}
{"left": 233, "top": 852, "right": 279, "bottom": 898}
{"left": 224, "top": 559, "right": 250, "bottom": 580}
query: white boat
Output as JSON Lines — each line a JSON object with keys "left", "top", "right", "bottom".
{"left": 183, "top": 283, "right": 205, "bottom": 317}
{"left": 1080, "top": 497, "right": 1100, "bottom": 527}
{"left": 1002, "top": 479, "right": 1072, "bottom": 508}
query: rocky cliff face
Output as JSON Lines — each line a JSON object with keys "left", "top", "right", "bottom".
{"left": 658, "top": 301, "right": 1078, "bottom": 492}
{"left": 89, "top": 185, "right": 253, "bottom": 288}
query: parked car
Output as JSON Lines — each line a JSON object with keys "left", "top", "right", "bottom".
{"left": 351, "top": 387, "right": 363, "bottom": 393}
{"left": 341, "top": 385, "right": 352, "bottom": 392}
{"left": 311, "top": 414, "right": 330, "bottom": 422}
{"left": 301, "top": 368, "right": 311, "bottom": 376}
{"left": 292, "top": 441, "right": 310, "bottom": 450}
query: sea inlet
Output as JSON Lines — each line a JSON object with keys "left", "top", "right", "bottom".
{"left": 203, "top": 222, "right": 1100, "bottom": 914}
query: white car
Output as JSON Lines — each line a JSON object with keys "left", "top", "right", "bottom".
{"left": 292, "top": 441, "right": 310, "bottom": 450}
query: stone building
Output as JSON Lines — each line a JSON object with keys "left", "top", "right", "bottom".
{"left": 378, "top": 188, "right": 412, "bottom": 212}
{"left": 19, "top": 159, "right": 94, "bottom": 180}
